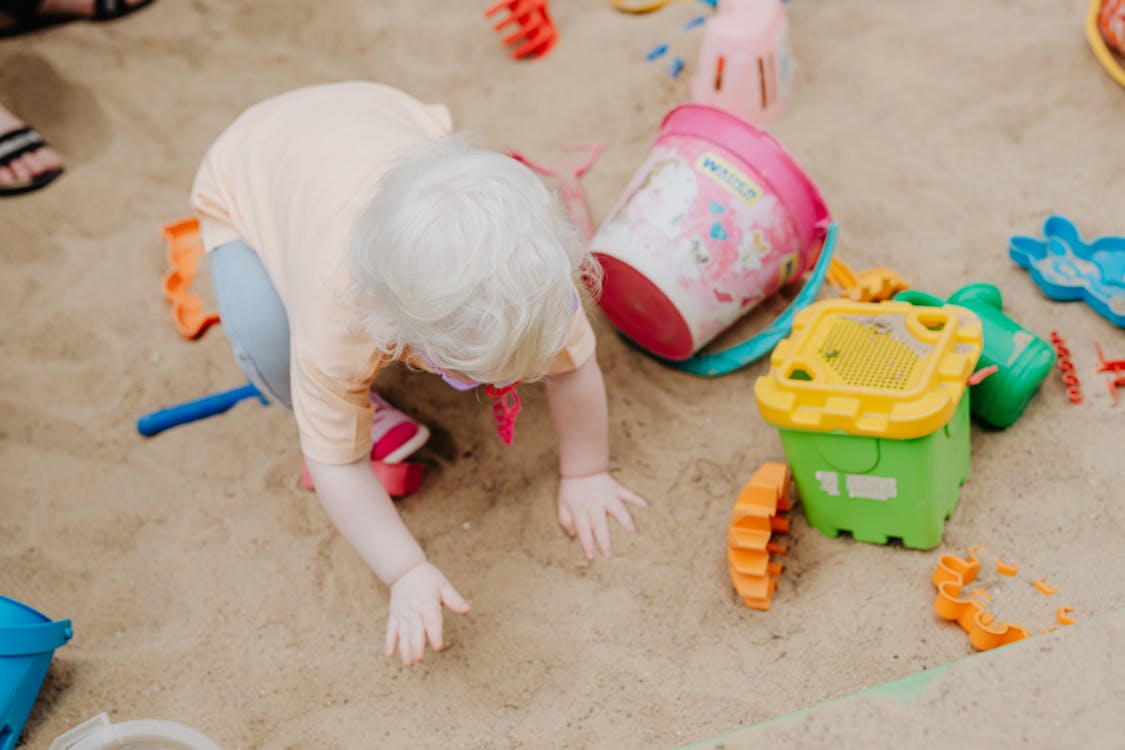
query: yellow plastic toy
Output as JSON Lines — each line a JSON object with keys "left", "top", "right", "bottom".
{"left": 826, "top": 258, "right": 911, "bottom": 303}
{"left": 755, "top": 300, "right": 981, "bottom": 439}
{"left": 1088, "top": 0, "right": 1125, "bottom": 88}
{"left": 609, "top": 0, "right": 684, "bottom": 13}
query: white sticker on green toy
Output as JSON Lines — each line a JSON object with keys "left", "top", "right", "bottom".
{"left": 845, "top": 474, "right": 898, "bottom": 502}
{"left": 816, "top": 470, "right": 840, "bottom": 496}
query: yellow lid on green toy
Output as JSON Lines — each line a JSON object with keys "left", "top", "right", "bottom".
{"left": 754, "top": 300, "right": 983, "bottom": 439}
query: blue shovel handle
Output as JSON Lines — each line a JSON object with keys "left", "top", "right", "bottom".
{"left": 137, "top": 383, "right": 267, "bottom": 437}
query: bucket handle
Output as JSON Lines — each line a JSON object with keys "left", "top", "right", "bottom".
{"left": 893, "top": 289, "right": 945, "bottom": 307}
{"left": 50, "top": 714, "right": 223, "bottom": 750}
{"left": 667, "top": 222, "right": 839, "bottom": 377}
{"left": 0, "top": 618, "right": 73, "bottom": 656}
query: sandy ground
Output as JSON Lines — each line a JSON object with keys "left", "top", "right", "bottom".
{"left": 1, "top": 0, "right": 1123, "bottom": 748}
{"left": 692, "top": 608, "right": 1125, "bottom": 748}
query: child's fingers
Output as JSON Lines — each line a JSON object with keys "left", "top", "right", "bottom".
{"left": 399, "top": 622, "right": 414, "bottom": 666}
{"left": 440, "top": 582, "right": 471, "bottom": 614}
{"left": 605, "top": 498, "right": 637, "bottom": 534}
{"left": 422, "top": 604, "right": 444, "bottom": 652}
{"left": 385, "top": 618, "right": 399, "bottom": 658}
{"left": 619, "top": 487, "right": 648, "bottom": 508}
{"left": 405, "top": 614, "right": 426, "bottom": 666}
{"left": 574, "top": 514, "right": 596, "bottom": 560}
{"left": 591, "top": 512, "right": 614, "bottom": 558}
{"left": 558, "top": 505, "right": 576, "bottom": 536}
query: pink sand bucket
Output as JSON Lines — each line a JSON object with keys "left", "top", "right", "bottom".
{"left": 591, "top": 103, "right": 835, "bottom": 377}
{"left": 689, "top": 0, "right": 794, "bottom": 126}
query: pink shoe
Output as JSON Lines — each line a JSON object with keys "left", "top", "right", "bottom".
{"left": 370, "top": 391, "right": 430, "bottom": 464}
{"left": 301, "top": 459, "right": 424, "bottom": 497}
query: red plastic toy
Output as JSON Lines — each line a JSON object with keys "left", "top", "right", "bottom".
{"left": 1049, "top": 331, "right": 1082, "bottom": 404}
{"left": 1095, "top": 343, "right": 1125, "bottom": 406}
{"left": 966, "top": 364, "right": 999, "bottom": 386}
{"left": 1095, "top": 342, "right": 1125, "bottom": 373}
{"left": 484, "top": 0, "right": 558, "bottom": 59}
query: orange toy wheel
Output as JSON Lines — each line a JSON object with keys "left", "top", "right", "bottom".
{"left": 727, "top": 462, "right": 794, "bottom": 611}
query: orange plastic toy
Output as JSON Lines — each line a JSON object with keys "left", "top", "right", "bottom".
{"left": 727, "top": 462, "right": 794, "bottom": 611}
{"left": 826, "top": 257, "right": 911, "bottom": 303}
{"left": 161, "top": 217, "right": 220, "bottom": 339}
{"left": 995, "top": 556, "right": 1019, "bottom": 576}
{"left": 484, "top": 0, "right": 558, "bottom": 59}
{"left": 932, "top": 547, "right": 1031, "bottom": 651}
{"left": 933, "top": 547, "right": 1080, "bottom": 650}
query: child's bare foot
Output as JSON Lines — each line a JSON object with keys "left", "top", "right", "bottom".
{"left": 0, "top": 104, "right": 64, "bottom": 196}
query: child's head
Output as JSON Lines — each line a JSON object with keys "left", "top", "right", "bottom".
{"left": 349, "top": 137, "right": 595, "bottom": 386}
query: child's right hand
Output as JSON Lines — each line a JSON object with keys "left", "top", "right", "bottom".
{"left": 385, "top": 561, "right": 470, "bottom": 666}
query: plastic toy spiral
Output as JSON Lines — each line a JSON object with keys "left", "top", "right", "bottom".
{"left": 1049, "top": 331, "right": 1083, "bottom": 404}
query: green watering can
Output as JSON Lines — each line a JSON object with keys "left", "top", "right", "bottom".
{"left": 895, "top": 283, "right": 1056, "bottom": 429}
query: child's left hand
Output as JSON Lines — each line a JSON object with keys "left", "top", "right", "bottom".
{"left": 557, "top": 472, "right": 647, "bottom": 559}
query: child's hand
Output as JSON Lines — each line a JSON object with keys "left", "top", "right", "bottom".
{"left": 386, "top": 561, "right": 470, "bottom": 666}
{"left": 557, "top": 472, "right": 647, "bottom": 560}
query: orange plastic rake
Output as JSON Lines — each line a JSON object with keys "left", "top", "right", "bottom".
{"left": 161, "top": 217, "right": 220, "bottom": 339}
{"left": 484, "top": 0, "right": 559, "bottom": 59}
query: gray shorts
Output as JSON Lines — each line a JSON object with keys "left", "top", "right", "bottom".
{"left": 208, "top": 240, "right": 292, "bottom": 408}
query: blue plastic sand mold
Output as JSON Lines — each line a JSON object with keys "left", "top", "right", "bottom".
{"left": 0, "top": 596, "right": 72, "bottom": 750}
{"left": 1009, "top": 215, "right": 1125, "bottom": 328}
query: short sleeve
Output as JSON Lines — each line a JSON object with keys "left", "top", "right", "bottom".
{"left": 547, "top": 306, "right": 597, "bottom": 375}
{"left": 291, "top": 346, "right": 380, "bottom": 465}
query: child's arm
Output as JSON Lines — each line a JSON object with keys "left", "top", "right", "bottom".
{"left": 545, "top": 356, "right": 646, "bottom": 559}
{"left": 305, "top": 457, "right": 470, "bottom": 665}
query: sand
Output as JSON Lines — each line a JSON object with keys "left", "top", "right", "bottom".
{"left": 1, "top": 0, "right": 1123, "bottom": 748}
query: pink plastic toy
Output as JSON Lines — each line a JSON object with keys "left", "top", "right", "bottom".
{"left": 689, "top": 0, "right": 794, "bottom": 126}
{"left": 590, "top": 103, "right": 830, "bottom": 362}
{"left": 509, "top": 143, "right": 606, "bottom": 241}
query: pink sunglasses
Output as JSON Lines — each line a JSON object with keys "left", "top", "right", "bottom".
{"left": 419, "top": 289, "right": 580, "bottom": 392}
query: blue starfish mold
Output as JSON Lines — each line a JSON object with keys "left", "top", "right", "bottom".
{"left": 1009, "top": 215, "right": 1125, "bottom": 328}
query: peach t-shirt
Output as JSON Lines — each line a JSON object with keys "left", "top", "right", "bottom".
{"left": 190, "top": 82, "right": 595, "bottom": 464}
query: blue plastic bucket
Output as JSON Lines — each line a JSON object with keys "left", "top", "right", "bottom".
{"left": 0, "top": 596, "right": 72, "bottom": 750}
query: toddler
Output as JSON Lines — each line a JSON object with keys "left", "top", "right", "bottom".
{"left": 190, "top": 82, "right": 645, "bottom": 666}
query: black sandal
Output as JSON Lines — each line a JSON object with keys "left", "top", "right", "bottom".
{"left": 0, "top": 0, "right": 67, "bottom": 37}
{"left": 0, "top": 0, "right": 154, "bottom": 37}
{"left": 0, "top": 126, "right": 64, "bottom": 197}
{"left": 92, "top": 0, "right": 154, "bottom": 20}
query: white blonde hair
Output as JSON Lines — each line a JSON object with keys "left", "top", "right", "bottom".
{"left": 348, "top": 136, "right": 597, "bottom": 385}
